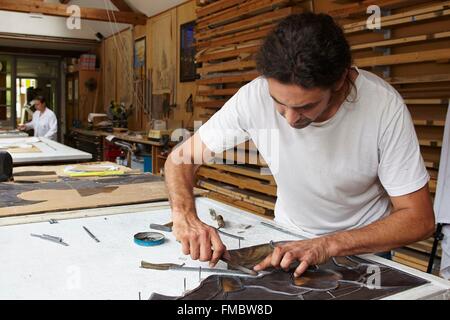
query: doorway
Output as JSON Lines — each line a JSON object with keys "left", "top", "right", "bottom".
{"left": 0, "top": 54, "right": 61, "bottom": 139}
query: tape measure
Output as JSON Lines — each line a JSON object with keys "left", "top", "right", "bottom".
{"left": 134, "top": 232, "right": 165, "bottom": 247}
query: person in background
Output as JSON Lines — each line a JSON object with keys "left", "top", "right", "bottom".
{"left": 18, "top": 96, "right": 58, "bottom": 141}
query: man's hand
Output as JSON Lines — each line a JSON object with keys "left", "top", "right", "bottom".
{"left": 172, "top": 214, "right": 227, "bottom": 267}
{"left": 253, "top": 238, "right": 331, "bottom": 277}
{"left": 18, "top": 125, "right": 26, "bottom": 131}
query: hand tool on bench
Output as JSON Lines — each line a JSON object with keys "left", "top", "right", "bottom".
{"left": 83, "top": 226, "right": 100, "bottom": 243}
{"left": 140, "top": 261, "right": 258, "bottom": 277}
{"left": 260, "top": 221, "right": 305, "bottom": 239}
{"left": 220, "top": 255, "right": 258, "bottom": 276}
{"left": 150, "top": 221, "right": 244, "bottom": 241}
{"left": 30, "top": 233, "right": 69, "bottom": 246}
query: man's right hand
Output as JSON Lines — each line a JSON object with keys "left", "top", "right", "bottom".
{"left": 18, "top": 125, "right": 26, "bottom": 131}
{"left": 172, "top": 214, "right": 227, "bottom": 267}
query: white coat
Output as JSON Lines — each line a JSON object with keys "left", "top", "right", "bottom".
{"left": 25, "top": 108, "right": 58, "bottom": 141}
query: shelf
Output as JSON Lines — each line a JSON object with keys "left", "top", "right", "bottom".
{"left": 413, "top": 120, "right": 446, "bottom": 127}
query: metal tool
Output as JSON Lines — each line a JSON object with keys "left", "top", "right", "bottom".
{"left": 217, "top": 228, "right": 244, "bottom": 240}
{"left": 140, "top": 261, "right": 257, "bottom": 276}
{"left": 260, "top": 221, "right": 305, "bottom": 239}
{"left": 83, "top": 226, "right": 100, "bottom": 243}
{"left": 149, "top": 223, "right": 173, "bottom": 233}
{"left": 209, "top": 208, "right": 225, "bottom": 228}
{"left": 30, "top": 233, "right": 69, "bottom": 246}
{"left": 150, "top": 221, "right": 244, "bottom": 240}
{"left": 134, "top": 232, "right": 165, "bottom": 246}
{"left": 209, "top": 209, "right": 244, "bottom": 240}
{"left": 220, "top": 255, "right": 258, "bottom": 276}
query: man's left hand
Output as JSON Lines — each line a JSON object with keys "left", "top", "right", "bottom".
{"left": 253, "top": 237, "right": 332, "bottom": 277}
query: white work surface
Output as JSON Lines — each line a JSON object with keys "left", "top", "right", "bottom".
{"left": 0, "top": 131, "right": 28, "bottom": 138}
{"left": 0, "top": 137, "right": 91, "bottom": 164}
{"left": 0, "top": 197, "right": 449, "bottom": 300}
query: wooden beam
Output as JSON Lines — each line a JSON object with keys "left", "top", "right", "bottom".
{"left": 110, "top": 0, "right": 133, "bottom": 12}
{"left": 355, "top": 48, "right": 450, "bottom": 68}
{"left": 198, "top": 60, "right": 256, "bottom": 75}
{"left": 404, "top": 99, "right": 449, "bottom": 105}
{"left": 387, "top": 74, "right": 450, "bottom": 85}
{"left": 343, "top": 2, "right": 450, "bottom": 34}
{"left": 196, "top": 0, "right": 245, "bottom": 18}
{"left": 0, "top": 0, "right": 147, "bottom": 25}
{"left": 196, "top": 72, "right": 259, "bottom": 85}
{"left": 329, "top": 0, "right": 425, "bottom": 19}
{"left": 196, "top": 24, "right": 274, "bottom": 49}
{"left": 196, "top": 6, "right": 300, "bottom": 42}
{"left": 197, "top": 0, "right": 292, "bottom": 31}
{"left": 351, "top": 31, "right": 450, "bottom": 51}
{"left": 197, "top": 43, "right": 261, "bottom": 63}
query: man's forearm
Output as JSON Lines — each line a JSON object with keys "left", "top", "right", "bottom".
{"left": 324, "top": 207, "right": 435, "bottom": 257}
{"left": 165, "top": 155, "right": 200, "bottom": 219}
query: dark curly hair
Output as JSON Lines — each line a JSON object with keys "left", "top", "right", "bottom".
{"left": 256, "top": 13, "right": 353, "bottom": 92}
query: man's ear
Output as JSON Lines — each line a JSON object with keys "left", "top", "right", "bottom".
{"left": 332, "top": 69, "right": 349, "bottom": 92}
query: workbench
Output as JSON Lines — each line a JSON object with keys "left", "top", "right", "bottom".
{"left": 0, "top": 137, "right": 92, "bottom": 165}
{"left": 71, "top": 128, "right": 172, "bottom": 174}
{"left": 0, "top": 197, "right": 449, "bottom": 300}
{"left": 0, "top": 130, "right": 28, "bottom": 138}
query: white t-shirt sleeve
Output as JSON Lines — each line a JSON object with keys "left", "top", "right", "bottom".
{"left": 198, "top": 84, "right": 252, "bottom": 153}
{"left": 378, "top": 96, "right": 429, "bottom": 197}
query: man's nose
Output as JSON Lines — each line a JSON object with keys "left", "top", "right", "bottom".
{"left": 284, "top": 108, "right": 301, "bottom": 125}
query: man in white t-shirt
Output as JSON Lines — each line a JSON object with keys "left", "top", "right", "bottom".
{"left": 164, "top": 13, "right": 435, "bottom": 277}
{"left": 19, "top": 96, "right": 58, "bottom": 141}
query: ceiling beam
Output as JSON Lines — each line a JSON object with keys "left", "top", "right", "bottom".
{"left": 0, "top": 0, "right": 147, "bottom": 25}
{"left": 110, "top": 0, "right": 134, "bottom": 12}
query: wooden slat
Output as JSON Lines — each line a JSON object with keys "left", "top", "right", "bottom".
{"left": 206, "top": 164, "right": 276, "bottom": 184}
{"left": 196, "top": 0, "right": 245, "bottom": 18}
{"left": 206, "top": 191, "right": 273, "bottom": 216}
{"left": 344, "top": 1, "right": 450, "bottom": 30}
{"left": 429, "top": 179, "right": 437, "bottom": 193}
{"left": 215, "top": 149, "right": 268, "bottom": 167}
{"left": 421, "top": 146, "right": 441, "bottom": 169}
{"left": 195, "top": 100, "right": 227, "bottom": 109}
{"left": 197, "top": 88, "right": 239, "bottom": 97}
{"left": 387, "top": 74, "right": 450, "bottom": 84}
{"left": 196, "top": 72, "right": 259, "bottom": 85}
{"left": 406, "top": 239, "right": 442, "bottom": 257}
{"left": 197, "top": 166, "right": 277, "bottom": 196}
{"left": 197, "top": 44, "right": 261, "bottom": 63}
{"left": 414, "top": 120, "right": 446, "bottom": 127}
{"left": 196, "top": 6, "right": 299, "bottom": 41}
{"left": 329, "top": 0, "right": 423, "bottom": 19}
{"left": 198, "top": 60, "right": 256, "bottom": 74}
{"left": 355, "top": 48, "right": 450, "bottom": 68}
{"left": 416, "top": 126, "right": 444, "bottom": 147}
{"left": 405, "top": 99, "right": 449, "bottom": 105}
{"left": 196, "top": 23, "right": 274, "bottom": 49}
{"left": 197, "top": 179, "right": 276, "bottom": 209}
{"left": 351, "top": 31, "right": 450, "bottom": 51}
{"left": 410, "top": 104, "right": 448, "bottom": 127}
{"left": 0, "top": 0, "right": 147, "bottom": 25}
{"left": 197, "top": 0, "right": 293, "bottom": 30}
{"left": 344, "top": 7, "right": 450, "bottom": 34}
